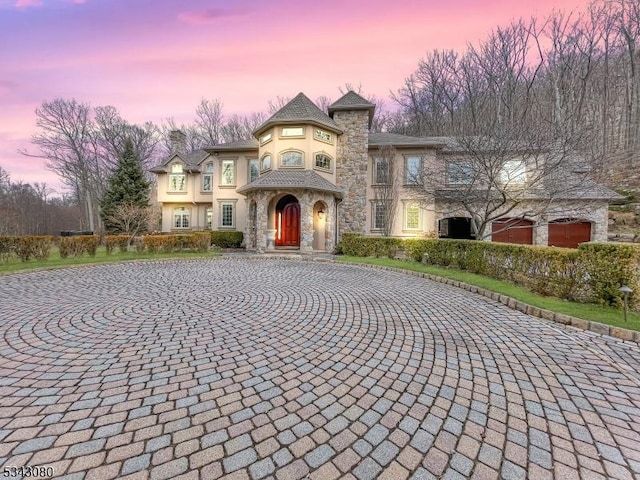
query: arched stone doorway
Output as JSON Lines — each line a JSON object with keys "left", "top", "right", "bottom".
{"left": 275, "top": 194, "right": 300, "bottom": 247}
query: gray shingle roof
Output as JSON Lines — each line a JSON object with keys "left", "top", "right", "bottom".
{"left": 237, "top": 169, "right": 343, "bottom": 197}
{"left": 328, "top": 91, "right": 376, "bottom": 127}
{"left": 253, "top": 93, "right": 341, "bottom": 136}
{"left": 368, "top": 133, "right": 448, "bottom": 148}
{"left": 149, "top": 149, "right": 209, "bottom": 173}
{"left": 204, "top": 139, "right": 258, "bottom": 153}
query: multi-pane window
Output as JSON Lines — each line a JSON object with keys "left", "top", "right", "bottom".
{"left": 220, "top": 160, "right": 235, "bottom": 186}
{"left": 281, "top": 151, "right": 303, "bottom": 167}
{"left": 249, "top": 159, "right": 259, "bottom": 182}
{"left": 202, "top": 162, "right": 213, "bottom": 191}
{"left": 500, "top": 160, "right": 526, "bottom": 184}
{"left": 373, "top": 202, "right": 386, "bottom": 230}
{"left": 447, "top": 161, "right": 474, "bottom": 185}
{"left": 169, "top": 163, "right": 186, "bottom": 192}
{"left": 314, "top": 129, "right": 332, "bottom": 143}
{"left": 219, "top": 202, "right": 235, "bottom": 228}
{"left": 314, "top": 153, "right": 332, "bottom": 171}
{"left": 205, "top": 207, "right": 213, "bottom": 230}
{"left": 373, "top": 157, "right": 390, "bottom": 184}
{"left": 173, "top": 207, "right": 189, "bottom": 229}
{"left": 405, "top": 204, "right": 421, "bottom": 230}
{"left": 261, "top": 154, "right": 272, "bottom": 172}
{"left": 404, "top": 156, "right": 422, "bottom": 185}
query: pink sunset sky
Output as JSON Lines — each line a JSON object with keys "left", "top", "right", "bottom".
{"left": 1, "top": 0, "right": 589, "bottom": 192}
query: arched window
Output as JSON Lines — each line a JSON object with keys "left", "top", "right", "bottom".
{"left": 280, "top": 150, "right": 303, "bottom": 167}
{"left": 260, "top": 154, "right": 272, "bottom": 172}
{"left": 314, "top": 153, "right": 332, "bottom": 171}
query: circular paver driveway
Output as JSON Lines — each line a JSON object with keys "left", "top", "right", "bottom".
{"left": 1, "top": 258, "right": 639, "bottom": 480}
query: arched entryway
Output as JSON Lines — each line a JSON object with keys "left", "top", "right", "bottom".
{"left": 275, "top": 195, "right": 300, "bottom": 247}
{"left": 439, "top": 217, "right": 474, "bottom": 239}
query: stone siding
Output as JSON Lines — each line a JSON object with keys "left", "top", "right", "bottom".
{"left": 333, "top": 110, "right": 369, "bottom": 237}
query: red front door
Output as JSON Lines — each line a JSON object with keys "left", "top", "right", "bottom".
{"left": 276, "top": 202, "right": 300, "bottom": 247}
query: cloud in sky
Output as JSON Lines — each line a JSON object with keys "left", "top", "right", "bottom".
{"left": 14, "top": 0, "right": 42, "bottom": 8}
{"left": 177, "top": 7, "right": 250, "bottom": 25}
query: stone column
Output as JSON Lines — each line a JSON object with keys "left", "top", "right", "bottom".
{"left": 256, "top": 194, "right": 268, "bottom": 253}
{"left": 300, "top": 192, "right": 314, "bottom": 253}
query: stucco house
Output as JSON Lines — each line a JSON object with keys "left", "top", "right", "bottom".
{"left": 151, "top": 91, "right": 618, "bottom": 251}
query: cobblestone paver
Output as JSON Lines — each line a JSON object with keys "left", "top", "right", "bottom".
{"left": 1, "top": 258, "right": 639, "bottom": 479}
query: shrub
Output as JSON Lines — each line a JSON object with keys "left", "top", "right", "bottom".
{"left": 12, "top": 236, "right": 54, "bottom": 262}
{"left": 142, "top": 233, "right": 212, "bottom": 254}
{"left": 338, "top": 234, "right": 403, "bottom": 258}
{"left": 0, "top": 237, "right": 15, "bottom": 263}
{"left": 210, "top": 230, "right": 243, "bottom": 249}
{"left": 59, "top": 236, "right": 100, "bottom": 258}
{"left": 105, "top": 235, "right": 130, "bottom": 254}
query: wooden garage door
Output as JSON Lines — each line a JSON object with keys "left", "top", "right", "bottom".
{"left": 492, "top": 218, "right": 534, "bottom": 244}
{"left": 548, "top": 220, "right": 591, "bottom": 248}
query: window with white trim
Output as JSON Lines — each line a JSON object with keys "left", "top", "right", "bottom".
{"left": 218, "top": 201, "right": 236, "bottom": 228}
{"left": 314, "top": 129, "right": 332, "bottom": 143}
{"left": 205, "top": 207, "right": 213, "bottom": 229}
{"left": 260, "top": 154, "right": 272, "bottom": 172}
{"left": 220, "top": 159, "right": 235, "bottom": 186}
{"left": 500, "top": 160, "right": 526, "bottom": 185}
{"left": 447, "top": 161, "right": 474, "bottom": 185}
{"left": 169, "top": 163, "right": 186, "bottom": 192}
{"left": 314, "top": 153, "right": 332, "bottom": 171}
{"left": 173, "top": 207, "right": 190, "bottom": 229}
{"left": 280, "top": 151, "right": 303, "bottom": 167}
{"left": 259, "top": 132, "right": 272, "bottom": 144}
{"left": 249, "top": 159, "right": 259, "bottom": 182}
{"left": 202, "top": 162, "right": 213, "bottom": 191}
{"left": 404, "top": 156, "right": 422, "bottom": 185}
{"left": 281, "top": 126, "right": 304, "bottom": 137}
{"left": 373, "top": 157, "right": 390, "bottom": 184}
{"left": 372, "top": 202, "right": 387, "bottom": 230}
{"left": 404, "top": 203, "right": 421, "bottom": 230}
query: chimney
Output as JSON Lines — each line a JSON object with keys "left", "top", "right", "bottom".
{"left": 169, "top": 130, "right": 187, "bottom": 154}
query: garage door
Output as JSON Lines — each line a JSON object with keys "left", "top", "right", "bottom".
{"left": 548, "top": 220, "right": 591, "bottom": 248}
{"left": 492, "top": 218, "right": 534, "bottom": 244}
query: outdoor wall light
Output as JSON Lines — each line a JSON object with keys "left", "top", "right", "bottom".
{"left": 317, "top": 208, "right": 325, "bottom": 220}
{"left": 619, "top": 285, "right": 633, "bottom": 322}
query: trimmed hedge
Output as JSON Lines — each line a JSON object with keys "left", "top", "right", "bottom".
{"left": 210, "top": 230, "right": 243, "bottom": 249}
{"left": 59, "top": 235, "right": 100, "bottom": 258}
{"left": 105, "top": 235, "right": 130, "bottom": 254}
{"left": 0, "top": 236, "right": 54, "bottom": 262}
{"left": 142, "top": 233, "right": 210, "bottom": 254}
{"left": 340, "top": 235, "right": 640, "bottom": 309}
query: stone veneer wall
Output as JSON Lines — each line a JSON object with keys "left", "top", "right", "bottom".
{"left": 333, "top": 110, "right": 369, "bottom": 236}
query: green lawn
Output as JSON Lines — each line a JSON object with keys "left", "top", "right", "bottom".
{"left": 0, "top": 247, "right": 216, "bottom": 275}
{"left": 339, "top": 256, "right": 640, "bottom": 332}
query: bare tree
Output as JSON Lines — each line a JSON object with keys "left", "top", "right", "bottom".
{"left": 194, "top": 98, "right": 224, "bottom": 146}
{"left": 104, "top": 202, "right": 159, "bottom": 243}
{"left": 371, "top": 146, "right": 399, "bottom": 236}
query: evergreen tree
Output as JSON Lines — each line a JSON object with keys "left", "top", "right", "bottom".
{"left": 100, "top": 138, "right": 151, "bottom": 234}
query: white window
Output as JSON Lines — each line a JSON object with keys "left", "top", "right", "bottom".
{"left": 500, "top": 160, "right": 526, "bottom": 184}
{"left": 404, "top": 156, "right": 422, "bottom": 185}
{"left": 372, "top": 202, "right": 386, "bottom": 230}
{"left": 220, "top": 159, "right": 235, "bottom": 186}
{"left": 169, "top": 163, "right": 186, "bottom": 192}
{"left": 249, "top": 159, "right": 259, "bottom": 182}
{"left": 281, "top": 151, "right": 303, "bottom": 167}
{"left": 202, "top": 162, "right": 213, "bottom": 191}
{"left": 173, "top": 207, "right": 190, "bottom": 229}
{"left": 205, "top": 207, "right": 213, "bottom": 229}
{"left": 373, "top": 157, "right": 390, "bottom": 184}
{"left": 314, "top": 153, "right": 332, "bottom": 171}
{"left": 260, "top": 132, "right": 272, "bottom": 144}
{"left": 447, "top": 161, "right": 474, "bottom": 185}
{"left": 404, "top": 203, "right": 421, "bottom": 230}
{"left": 281, "top": 127, "right": 304, "bottom": 137}
{"left": 314, "top": 129, "right": 332, "bottom": 143}
{"left": 218, "top": 201, "right": 236, "bottom": 228}
{"left": 261, "top": 154, "right": 272, "bottom": 172}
